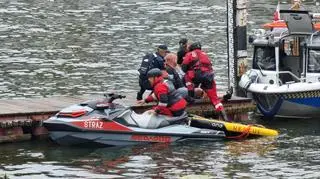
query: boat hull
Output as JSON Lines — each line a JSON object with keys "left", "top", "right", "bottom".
{"left": 252, "top": 92, "right": 320, "bottom": 118}
{"left": 239, "top": 69, "right": 320, "bottom": 118}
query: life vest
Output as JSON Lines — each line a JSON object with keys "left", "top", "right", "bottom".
{"left": 181, "top": 49, "right": 213, "bottom": 73}
{"left": 164, "top": 80, "right": 182, "bottom": 106}
{"left": 154, "top": 79, "right": 182, "bottom": 107}
{"left": 188, "top": 50, "right": 213, "bottom": 73}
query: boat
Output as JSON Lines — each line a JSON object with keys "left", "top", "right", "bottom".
{"left": 43, "top": 93, "right": 278, "bottom": 147}
{"left": 239, "top": 9, "right": 320, "bottom": 118}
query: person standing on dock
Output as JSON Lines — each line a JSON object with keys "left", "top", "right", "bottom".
{"left": 177, "top": 38, "right": 188, "bottom": 65}
{"left": 137, "top": 45, "right": 169, "bottom": 101}
{"left": 181, "top": 42, "right": 228, "bottom": 121}
{"left": 137, "top": 68, "right": 187, "bottom": 117}
{"left": 176, "top": 38, "right": 188, "bottom": 80}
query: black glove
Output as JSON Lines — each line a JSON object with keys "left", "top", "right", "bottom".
{"left": 188, "top": 90, "right": 195, "bottom": 98}
{"left": 222, "top": 88, "right": 233, "bottom": 102}
{"left": 185, "top": 96, "right": 195, "bottom": 104}
{"left": 155, "top": 109, "right": 161, "bottom": 114}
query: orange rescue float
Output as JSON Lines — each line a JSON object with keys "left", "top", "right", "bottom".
{"left": 262, "top": 21, "right": 320, "bottom": 31}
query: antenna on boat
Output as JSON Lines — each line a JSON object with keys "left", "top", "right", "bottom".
{"left": 273, "top": 0, "right": 281, "bottom": 21}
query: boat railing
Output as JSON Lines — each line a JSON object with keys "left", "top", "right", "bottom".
{"left": 252, "top": 29, "right": 272, "bottom": 41}
{"left": 253, "top": 29, "right": 266, "bottom": 37}
{"left": 278, "top": 32, "right": 310, "bottom": 42}
{"left": 279, "top": 29, "right": 289, "bottom": 39}
{"left": 278, "top": 34, "right": 291, "bottom": 43}
{"left": 278, "top": 71, "right": 301, "bottom": 83}
{"left": 310, "top": 31, "right": 320, "bottom": 44}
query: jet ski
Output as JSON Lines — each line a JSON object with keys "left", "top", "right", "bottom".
{"left": 43, "top": 93, "right": 226, "bottom": 147}
{"left": 44, "top": 93, "right": 278, "bottom": 147}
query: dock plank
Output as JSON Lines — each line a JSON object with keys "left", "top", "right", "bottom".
{"left": 4, "top": 99, "right": 56, "bottom": 112}
{"left": 0, "top": 93, "right": 253, "bottom": 116}
{"left": 0, "top": 100, "right": 32, "bottom": 113}
{"left": 0, "top": 96, "right": 94, "bottom": 115}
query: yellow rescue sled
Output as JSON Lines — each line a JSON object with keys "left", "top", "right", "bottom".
{"left": 189, "top": 114, "right": 278, "bottom": 139}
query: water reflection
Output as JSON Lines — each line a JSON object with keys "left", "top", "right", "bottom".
{"left": 1, "top": 128, "right": 320, "bottom": 178}
{"left": 225, "top": 138, "right": 278, "bottom": 157}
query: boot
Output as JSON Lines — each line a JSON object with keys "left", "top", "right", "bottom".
{"left": 219, "top": 109, "right": 230, "bottom": 122}
{"left": 222, "top": 88, "right": 233, "bottom": 102}
{"left": 136, "top": 92, "right": 143, "bottom": 101}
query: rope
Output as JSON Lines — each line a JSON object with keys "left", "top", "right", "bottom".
{"left": 226, "top": 125, "right": 252, "bottom": 140}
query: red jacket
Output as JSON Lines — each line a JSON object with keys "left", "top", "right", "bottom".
{"left": 145, "top": 77, "right": 186, "bottom": 116}
{"left": 181, "top": 49, "right": 213, "bottom": 73}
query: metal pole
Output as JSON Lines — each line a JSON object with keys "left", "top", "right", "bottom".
{"left": 227, "top": 0, "right": 248, "bottom": 97}
{"left": 227, "top": 0, "right": 235, "bottom": 91}
{"left": 275, "top": 46, "right": 280, "bottom": 86}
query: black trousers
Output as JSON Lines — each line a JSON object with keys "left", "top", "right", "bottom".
{"left": 136, "top": 77, "right": 152, "bottom": 100}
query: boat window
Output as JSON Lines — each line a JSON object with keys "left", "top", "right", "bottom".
{"left": 253, "top": 46, "right": 276, "bottom": 70}
{"left": 308, "top": 49, "right": 320, "bottom": 73}
{"left": 283, "top": 38, "right": 300, "bottom": 56}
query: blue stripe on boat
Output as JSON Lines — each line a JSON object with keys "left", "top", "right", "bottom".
{"left": 288, "top": 97, "right": 320, "bottom": 107}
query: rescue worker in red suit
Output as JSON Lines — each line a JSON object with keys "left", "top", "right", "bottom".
{"left": 137, "top": 68, "right": 187, "bottom": 117}
{"left": 181, "top": 42, "right": 228, "bottom": 121}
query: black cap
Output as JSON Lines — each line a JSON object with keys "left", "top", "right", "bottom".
{"left": 189, "top": 42, "right": 202, "bottom": 51}
{"left": 179, "top": 38, "right": 188, "bottom": 45}
{"left": 147, "top": 68, "right": 162, "bottom": 78}
{"left": 158, "top": 45, "right": 169, "bottom": 52}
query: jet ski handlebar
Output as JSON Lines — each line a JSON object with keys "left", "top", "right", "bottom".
{"left": 104, "top": 93, "right": 126, "bottom": 103}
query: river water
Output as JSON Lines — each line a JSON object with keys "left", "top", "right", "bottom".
{"left": 0, "top": 0, "right": 320, "bottom": 178}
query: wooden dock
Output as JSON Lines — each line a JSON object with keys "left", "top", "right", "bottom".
{"left": 0, "top": 93, "right": 255, "bottom": 144}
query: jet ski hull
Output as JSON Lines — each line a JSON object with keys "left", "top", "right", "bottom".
{"left": 44, "top": 122, "right": 225, "bottom": 147}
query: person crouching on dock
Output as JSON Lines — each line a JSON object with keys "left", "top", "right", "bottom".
{"left": 181, "top": 42, "right": 229, "bottom": 121}
{"left": 137, "top": 68, "right": 187, "bottom": 117}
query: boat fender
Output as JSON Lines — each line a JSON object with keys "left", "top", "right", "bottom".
{"left": 239, "top": 74, "right": 251, "bottom": 89}
{"left": 239, "top": 70, "right": 259, "bottom": 90}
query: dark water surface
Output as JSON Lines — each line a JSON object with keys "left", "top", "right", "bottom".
{"left": 1, "top": 118, "right": 320, "bottom": 179}
{"left": 0, "top": 0, "right": 320, "bottom": 178}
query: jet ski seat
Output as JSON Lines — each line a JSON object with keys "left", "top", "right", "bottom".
{"left": 129, "top": 111, "right": 188, "bottom": 129}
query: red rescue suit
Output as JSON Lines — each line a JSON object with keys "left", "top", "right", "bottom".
{"left": 181, "top": 49, "right": 224, "bottom": 112}
{"left": 145, "top": 77, "right": 187, "bottom": 116}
